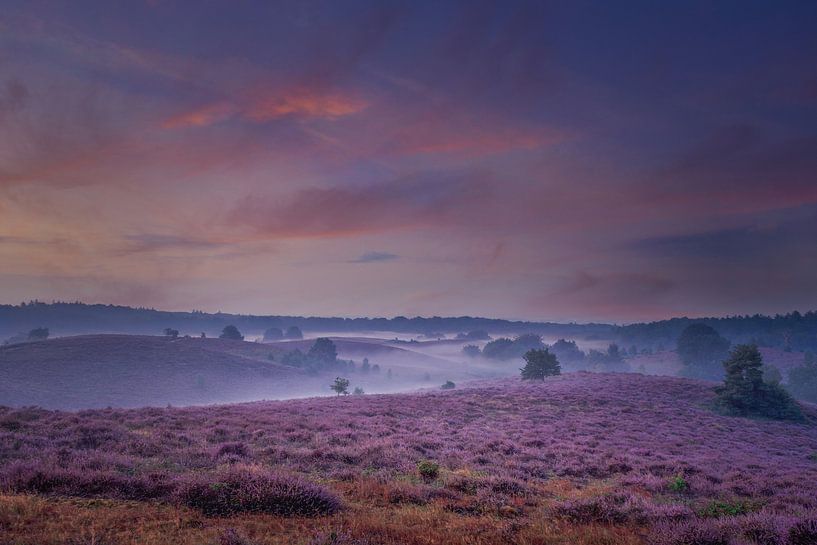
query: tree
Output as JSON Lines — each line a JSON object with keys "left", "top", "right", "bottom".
{"left": 163, "top": 328, "right": 179, "bottom": 338}
{"left": 520, "top": 348, "right": 561, "bottom": 380}
{"left": 715, "top": 344, "right": 801, "bottom": 420}
{"left": 677, "top": 324, "right": 731, "bottom": 379}
{"left": 361, "top": 358, "right": 371, "bottom": 373}
{"left": 285, "top": 326, "right": 303, "bottom": 340}
{"left": 462, "top": 344, "right": 481, "bottom": 358}
{"left": 308, "top": 338, "right": 338, "bottom": 367}
{"left": 263, "top": 327, "right": 283, "bottom": 341}
{"left": 440, "top": 380, "right": 456, "bottom": 389}
{"left": 550, "top": 339, "right": 585, "bottom": 367}
{"left": 787, "top": 354, "right": 817, "bottom": 403}
{"left": 27, "top": 327, "right": 49, "bottom": 341}
{"left": 353, "top": 387, "right": 365, "bottom": 395}
{"left": 220, "top": 325, "right": 244, "bottom": 341}
{"left": 331, "top": 377, "right": 350, "bottom": 396}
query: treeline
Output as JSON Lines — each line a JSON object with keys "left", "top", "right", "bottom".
{"left": 617, "top": 311, "right": 817, "bottom": 352}
{"left": 0, "top": 301, "right": 613, "bottom": 339}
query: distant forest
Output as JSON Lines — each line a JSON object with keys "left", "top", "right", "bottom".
{"left": 618, "top": 312, "right": 817, "bottom": 352}
{"left": 2, "top": 302, "right": 815, "bottom": 352}
{"left": 0, "top": 301, "right": 612, "bottom": 339}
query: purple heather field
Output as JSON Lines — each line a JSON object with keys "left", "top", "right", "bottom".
{"left": 1, "top": 372, "right": 816, "bottom": 544}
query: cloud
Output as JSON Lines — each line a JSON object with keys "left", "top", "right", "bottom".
{"left": 227, "top": 170, "right": 489, "bottom": 239}
{"left": 162, "top": 88, "right": 366, "bottom": 129}
{"left": 349, "top": 251, "right": 399, "bottom": 263}
{"left": 119, "top": 234, "right": 225, "bottom": 254}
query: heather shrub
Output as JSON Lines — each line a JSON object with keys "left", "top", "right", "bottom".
{"left": 552, "top": 493, "right": 636, "bottom": 524}
{"left": 417, "top": 460, "right": 440, "bottom": 480}
{"left": 0, "top": 461, "right": 171, "bottom": 500}
{"left": 789, "top": 515, "right": 817, "bottom": 545}
{"left": 649, "top": 518, "right": 731, "bottom": 545}
{"left": 174, "top": 468, "right": 341, "bottom": 516}
{"left": 216, "top": 442, "right": 250, "bottom": 459}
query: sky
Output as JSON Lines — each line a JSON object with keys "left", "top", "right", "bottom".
{"left": 1, "top": 1, "right": 816, "bottom": 323}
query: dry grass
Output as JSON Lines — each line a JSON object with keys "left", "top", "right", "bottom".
{"left": 0, "top": 480, "right": 646, "bottom": 545}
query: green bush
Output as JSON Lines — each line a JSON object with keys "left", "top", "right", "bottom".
{"left": 668, "top": 474, "right": 689, "bottom": 493}
{"left": 417, "top": 460, "right": 440, "bottom": 480}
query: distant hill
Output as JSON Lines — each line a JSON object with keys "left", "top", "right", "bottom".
{"left": 0, "top": 301, "right": 614, "bottom": 340}
{"left": 0, "top": 334, "right": 309, "bottom": 409}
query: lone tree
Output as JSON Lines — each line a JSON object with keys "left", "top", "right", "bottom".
{"left": 677, "top": 323, "right": 731, "bottom": 379}
{"left": 331, "top": 377, "right": 350, "bottom": 396}
{"left": 220, "top": 325, "right": 244, "bottom": 341}
{"left": 521, "top": 348, "right": 561, "bottom": 380}
{"left": 285, "top": 326, "right": 303, "bottom": 340}
{"left": 27, "top": 327, "right": 49, "bottom": 341}
{"left": 163, "top": 328, "right": 179, "bottom": 338}
{"left": 715, "top": 344, "right": 801, "bottom": 420}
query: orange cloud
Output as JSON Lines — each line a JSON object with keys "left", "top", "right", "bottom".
{"left": 162, "top": 89, "right": 366, "bottom": 129}
{"left": 162, "top": 102, "right": 235, "bottom": 129}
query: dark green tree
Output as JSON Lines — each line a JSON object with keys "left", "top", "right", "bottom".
{"left": 440, "top": 380, "right": 456, "bottom": 389}
{"left": 163, "top": 328, "right": 179, "bottom": 338}
{"left": 331, "top": 377, "right": 350, "bottom": 396}
{"left": 284, "top": 326, "right": 303, "bottom": 340}
{"left": 677, "top": 323, "right": 731, "bottom": 379}
{"left": 520, "top": 348, "right": 561, "bottom": 380}
{"left": 219, "top": 325, "right": 244, "bottom": 341}
{"left": 715, "top": 344, "right": 801, "bottom": 420}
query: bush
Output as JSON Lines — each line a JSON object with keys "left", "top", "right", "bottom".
{"left": 668, "top": 474, "right": 689, "bottom": 493}
{"left": 174, "top": 468, "right": 341, "bottom": 517}
{"left": 219, "top": 325, "right": 244, "bottom": 341}
{"left": 417, "top": 460, "right": 440, "bottom": 480}
{"left": 440, "top": 380, "right": 456, "bottom": 390}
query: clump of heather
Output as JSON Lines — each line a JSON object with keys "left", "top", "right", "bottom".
{"left": 173, "top": 467, "right": 341, "bottom": 517}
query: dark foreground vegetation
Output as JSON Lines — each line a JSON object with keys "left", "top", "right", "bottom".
{"left": 1, "top": 373, "right": 816, "bottom": 545}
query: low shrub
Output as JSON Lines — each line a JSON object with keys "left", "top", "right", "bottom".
{"left": 668, "top": 474, "right": 689, "bottom": 493}
{"left": 174, "top": 467, "right": 341, "bottom": 517}
{"left": 697, "top": 499, "right": 756, "bottom": 518}
{"left": 0, "top": 461, "right": 171, "bottom": 501}
{"left": 417, "top": 460, "right": 440, "bottom": 480}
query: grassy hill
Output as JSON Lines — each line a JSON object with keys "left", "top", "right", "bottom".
{"left": 0, "top": 373, "right": 815, "bottom": 545}
{"left": 0, "top": 334, "right": 307, "bottom": 409}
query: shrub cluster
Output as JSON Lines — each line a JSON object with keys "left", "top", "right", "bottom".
{"left": 174, "top": 467, "right": 341, "bottom": 516}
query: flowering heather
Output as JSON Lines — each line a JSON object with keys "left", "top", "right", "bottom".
{"left": 1, "top": 372, "right": 816, "bottom": 544}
